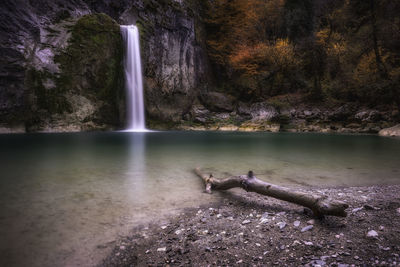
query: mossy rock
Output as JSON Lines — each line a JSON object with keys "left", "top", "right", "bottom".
{"left": 54, "top": 13, "right": 124, "bottom": 125}
{"left": 24, "top": 13, "right": 125, "bottom": 130}
{"left": 55, "top": 13, "right": 123, "bottom": 98}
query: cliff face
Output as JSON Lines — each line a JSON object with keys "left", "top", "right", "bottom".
{"left": 0, "top": 0, "right": 210, "bottom": 132}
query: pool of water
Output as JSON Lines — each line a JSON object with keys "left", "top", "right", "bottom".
{"left": 0, "top": 131, "right": 399, "bottom": 266}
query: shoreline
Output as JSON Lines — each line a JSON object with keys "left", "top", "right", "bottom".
{"left": 100, "top": 184, "right": 400, "bottom": 266}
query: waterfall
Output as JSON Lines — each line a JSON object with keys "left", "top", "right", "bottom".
{"left": 120, "top": 25, "right": 146, "bottom": 131}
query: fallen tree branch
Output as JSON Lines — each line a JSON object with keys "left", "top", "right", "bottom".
{"left": 194, "top": 168, "right": 349, "bottom": 217}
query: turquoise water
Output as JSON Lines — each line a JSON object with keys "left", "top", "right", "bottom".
{"left": 0, "top": 131, "right": 399, "bottom": 266}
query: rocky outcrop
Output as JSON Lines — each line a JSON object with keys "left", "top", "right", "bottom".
{"left": 379, "top": 124, "right": 400, "bottom": 137}
{"left": 174, "top": 97, "right": 399, "bottom": 133}
{"left": 0, "top": 0, "right": 210, "bottom": 131}
{"left": 24, "top": 13, "right": 125, "bottom": 132}
{"left": 0, "top": 0, "right": 126, "bottom": 132}
{"left": 201, "top": 92, "right": 235, "bottom": 112}
{"left": 126, "top": 1, "right": 209, "bottom": 123}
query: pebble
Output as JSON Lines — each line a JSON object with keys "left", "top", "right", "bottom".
{"left": 301, "top": 225, "right": 314, "bottom": 232}
{"left": 304, "top": 241, "right": 313, "bottom": 246}
{"left": 293, "top": 240, "right": 302, "bottom": 246}
{"left": 161, "top": 225, "right": 167, "bottom": 230}
{"left": 119, "top": 245, "right": 126, "bottom": 250}
{"left": 352, "top": 207, "right": 363, "bottom": 213}
{"left": 364, "top": 204, "right": 377, "bottom": 210}
{"left": 277, "top": 222, "right": 286, "bottom": 229}
{"left": 175, "top": 229, "right": 183, "bottom": 235}
{"left": 379, "top": 225, "right": 385, "bottom": 231}
{"left": 307, "top": 219, "right": 315, "bottom": 225}
{"left": 255, "top": 243, "right": 261, "bottom": 247}
{"left": 157, "top": 247, "right": 166, "bottom": 252}
{"left": 216, "top": 214, "right": 222, "bottom": 218}
{"left": 397, "top": 208, "right": 400, "bottom": 215}
{"left": 145, "top": 250, "right": 150, "bottom": 254}
{"left": 293, "top": 220, "right": 300, "bottom": 227}
{"left": 242, "top": 219, "right": 251, "bottom": 225}
{"left": 366, "top": 230, "right": 378, "bottom": 238}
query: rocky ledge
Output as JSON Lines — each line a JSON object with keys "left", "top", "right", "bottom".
{"left": 153, "top": 93, "right": 400, "bottom": 134}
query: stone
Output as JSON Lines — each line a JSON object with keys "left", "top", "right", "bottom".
{"left": 301, "top": 225, "right": 314, "bottom": 232}
{"left": 277, "top": 222, "right": 286, "bottom": 229}
{"left": 366, "top": 230, "right": 378, "bottom": 238}
{"left": 352, "top": 207, "right": 363, "bottom": 213}
{"left": 242, "top": 219, "right": 251, "bottom": 225}
{"left": 379, "top": 124, "right": 400, "bottom": 137}
{"left": 218, "top": 125, "right": 239, "bottom": 131}
{"left": 293, "top": 221, "right": 300, "bottom": 227}
{"left": 355, "top": 110, "right": 380, "bottom": 122}
{"left": 307, "top": 219, "right": 315, "bottom": 225}
{"left": 175, "top": 229, "right": 183, "bottom": 235}
{"left": 157, "top": 247, "right": 166, "bottom": 252}
{"left": 201, "top": 92, "right": 235, "bottom": 112}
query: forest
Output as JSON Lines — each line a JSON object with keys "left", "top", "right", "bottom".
{"left": 204, "top": 0, "right": 400, "bottom": 107}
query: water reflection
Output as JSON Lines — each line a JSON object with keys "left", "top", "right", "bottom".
{"left": 124, "top": 133, "right": 147, "bottom": 202}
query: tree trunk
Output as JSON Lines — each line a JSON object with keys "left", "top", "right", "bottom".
{"left": 194, "top": 168, "right": 349, "bottom": 217}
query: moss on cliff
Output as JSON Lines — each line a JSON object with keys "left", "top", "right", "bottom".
{"left": 23, "top": 13, "right": 125, "bottom": 130}
{"left": 55, "top": 13, "right": 123, "bottom": 100}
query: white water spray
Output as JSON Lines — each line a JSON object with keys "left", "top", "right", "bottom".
{"left": 120, "top": 25, "right": 146, "bottom": 131}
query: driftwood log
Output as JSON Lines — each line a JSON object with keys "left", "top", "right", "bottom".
{"left": 194, "top": 168, "right": 349, "bottom": 217}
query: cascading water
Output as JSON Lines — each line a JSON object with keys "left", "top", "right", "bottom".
{"left": 120, "top": 25, "right": 146, "bottom": 131}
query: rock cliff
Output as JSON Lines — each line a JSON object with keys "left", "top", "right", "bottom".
{"left": 0, "top": 0, "right": 210, "bottom": 132}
